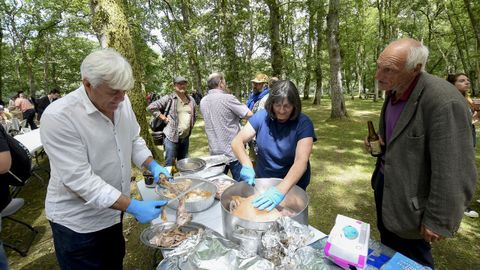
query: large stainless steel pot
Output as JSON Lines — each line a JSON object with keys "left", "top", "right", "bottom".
{"left": 220, "top": 178, "right": 309, "bottom": 253}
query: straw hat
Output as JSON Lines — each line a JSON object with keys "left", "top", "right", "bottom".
{"left": 173, "top": 76, "right": 188, "bottom": 84}
{"left": 251, "top": 73, "right": 269, "bottom": 83}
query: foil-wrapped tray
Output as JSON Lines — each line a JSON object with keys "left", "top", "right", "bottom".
{"left": 156, "top": 217, "right": 331, "bottom": 270}
{"left": 157, "top": 230, "right": 274, "bottom": 270}
{"left": 201, "top": 155, "right": 230, "bottom": 167}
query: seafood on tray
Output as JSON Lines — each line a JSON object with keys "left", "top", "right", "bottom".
{"left": 149, "top": 226, "right": 204, "bottom": 248}
{"left": 161, "top": 189, "right": 212, "bottom": 202}
{"left": 153, "top": 175, "right": 195, "bottom": 247}
{"left": 151, "top": 198, "right": 194, "bottom": 248}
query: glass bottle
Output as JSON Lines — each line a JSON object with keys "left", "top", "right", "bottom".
{"left": 170, "top": 159, "right": 178, "bottom": 176}
{"left": 367, "top": 121, "right": 382, "bottom": 157}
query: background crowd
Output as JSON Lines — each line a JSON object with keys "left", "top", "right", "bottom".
{"left": 0, "top": 89, "right": 61, "bottom": 136}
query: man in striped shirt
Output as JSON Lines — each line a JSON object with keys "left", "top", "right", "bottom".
{"left": 200, "top": 72, "right": 252, "bottom": 180}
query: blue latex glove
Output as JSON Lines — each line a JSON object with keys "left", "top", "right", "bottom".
{"left": 148, "top": 160, "right": 171, "bottom": 183}
{"left": 126, "top": 199, "right": 167, "bottom": 224}
{"left": 252, "top": 186, "right": 285, "bottom": 211}
{"left": 240, "top": 165, "right": 255, "bottom": 185}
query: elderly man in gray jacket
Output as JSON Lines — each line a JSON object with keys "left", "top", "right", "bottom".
{"left": 366, "top": 38, "right": 477, "bottom": 269}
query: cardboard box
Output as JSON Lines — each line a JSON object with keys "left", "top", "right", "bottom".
{"left": 324, "top": 214, "right": 370, "bottom": 269}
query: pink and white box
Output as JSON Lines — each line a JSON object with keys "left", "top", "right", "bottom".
{"left": 324, "top": 214, "right": 370, "bottom": 269}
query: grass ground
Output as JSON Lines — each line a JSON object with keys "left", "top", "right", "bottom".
{"left": 3, "top": 98, "right": 480, "bottom": 269}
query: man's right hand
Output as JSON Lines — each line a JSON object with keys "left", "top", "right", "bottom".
{"left": 363, "top": 135, "right": 385, "bottom": 154}
{"left": 148, "top": 160, "right": 171, "bottom": 183}
{"left": 240, "top": 165, "right": 255, "bottom": 185}
{"left": 159, "top": 114, "right": 169, "bottom": 123}
{"left": 125, "top": 199, "right": 166, "bottom": 224}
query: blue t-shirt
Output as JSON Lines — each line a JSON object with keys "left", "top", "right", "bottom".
{"left": 249, "top": 109, "right": 316, "bottom": 189}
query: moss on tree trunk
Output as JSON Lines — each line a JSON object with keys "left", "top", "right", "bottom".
{"left": 90, "top": 0, "right": 163, "bottom": 161}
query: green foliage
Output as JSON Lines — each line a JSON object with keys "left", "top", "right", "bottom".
{"left": 0, "top": 0, "right": 479, "bottom": 99}
{"left": 0, "top": 0, "right": 95, "bottom": 100}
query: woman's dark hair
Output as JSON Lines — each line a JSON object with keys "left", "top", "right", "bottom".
{"left": 446, "top": 73, "right": 467, "bottom": 85}
{"left": 264, "top": 80, "right": 301, "bottom": 121}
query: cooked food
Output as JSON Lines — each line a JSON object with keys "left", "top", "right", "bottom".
{"left": 161, "top": 189, "right": 212, "bottom": 202}
{"left": 213, "top": 179, "right": 234, "bottom": 199}
{"left": 161, "top": 207, "right": 168, "bottom": 223}
{"left": 159, "top": 176, "right": 192, "bottom": 192}
{"left": 176, "top": 197, "right": 192, "bottom": 227}
{"left": 149, "top": 227, "right": 204, "bottom": 248}
{"left": 230, "top": 195, "right": 283, "bottom": 222}
{"left": 157, "top": 175, "right": 194, "bottom": 236}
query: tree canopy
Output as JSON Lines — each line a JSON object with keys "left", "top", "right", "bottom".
{"left": 1, "top": 0, "right": 479, "bottom": 108}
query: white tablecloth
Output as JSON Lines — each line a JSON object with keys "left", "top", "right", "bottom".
{"left": 13, "top": 128, "right": 48, "bottom": 185}
{"left": 14, "top": 128, "right": 42, "bottom": 154}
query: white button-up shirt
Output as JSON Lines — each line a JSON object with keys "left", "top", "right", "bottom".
{"left": 41, "top": 86, "right": 151, "bottom": 233}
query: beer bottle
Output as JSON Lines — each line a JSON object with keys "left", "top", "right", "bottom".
{"left": 367, "top": 121, "right": 382, "bottom": 157}
{"left": 170, "top": 159, "right": 178, "bottom": 176}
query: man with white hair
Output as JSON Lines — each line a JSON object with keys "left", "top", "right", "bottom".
{"left": 41, "top": 48, "right": 170, "bottom": 269}
{"left": 366, "top": 38, "right": 477, "bottom": 268}
{"left": 200, "top": 72, "right": 253, "bottom": 180}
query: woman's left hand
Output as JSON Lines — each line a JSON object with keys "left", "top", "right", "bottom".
{"left": 252, "top": 186, "right": 285, "bottom": 211}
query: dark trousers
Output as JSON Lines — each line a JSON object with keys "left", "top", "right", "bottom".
{"left": 49, "top": 221, "right": 125, "bottom": 270}
{"left": 164, "top": 137, "right": 189, "bottom": 166}
{"left": 374, "top": 171, "right": 434, "bottom": 269}
{"left": 224, "top": 159, "right": 242, "bottom": 181}
{"left": 0, "top": 240, "right": 8, "bottom": 270}
{"left": 22, "top": 109, "right": 37, "bottom": 130}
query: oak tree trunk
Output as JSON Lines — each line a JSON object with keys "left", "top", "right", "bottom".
{"left": 266, "top": 0, "right": 283, "bottom": 77}
{"left": 326, "top": 0, "right": 347, "bottom": 119}
{"left": 90, "top": 0, "right": 162, "bottom": 160}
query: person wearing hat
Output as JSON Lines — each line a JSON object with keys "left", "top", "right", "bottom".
{"left": 247, "top": 73, "right": 270, "bottom": 113}
{"left": 246, "top": 73, "right": 270, "bottom": 164}
{"left": 147, "top": 76, "right": 197, "bottom": 166}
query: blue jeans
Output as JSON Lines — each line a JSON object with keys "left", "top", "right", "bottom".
{"left": 49, "top": 221, "right": 125, "bottom": 270}
{"left": 164, "top": 137, "right": 190, "bottom": 166}
{"left": 224, "top": 160, "right": 242, "bottom": 181}
{"left": 0, "top": 240, "right": 8, "bottom": 270}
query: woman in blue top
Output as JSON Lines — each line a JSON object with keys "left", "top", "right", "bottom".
{"left": 231, "top": 80, "right": 316, "bottom": 212}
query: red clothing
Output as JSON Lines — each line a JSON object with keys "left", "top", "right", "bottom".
{"left": 14, "top": 97, "right": 34, "bottom": 112}
{"left": 387, "top": 74, "right": 420, "bottom": 104}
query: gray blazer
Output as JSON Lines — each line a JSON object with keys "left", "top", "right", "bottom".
{"left": 372, "top": 72, "right": 477, "bottom": 239}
